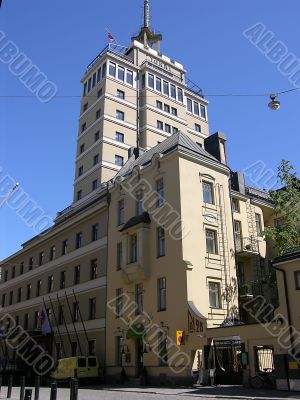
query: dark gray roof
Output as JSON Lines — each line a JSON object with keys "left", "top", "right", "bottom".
{"left": 119, "top": 212, "right": 151, "bottom": 232}
{"left": 115, "top": 131, "right": 219, "bottom": 179}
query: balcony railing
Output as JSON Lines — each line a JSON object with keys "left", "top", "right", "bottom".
{"left": 235, "top": 236, "right": 259, "bottom": 254}
{"left": 239, "top": 281, "right": 263, "bottom": 297}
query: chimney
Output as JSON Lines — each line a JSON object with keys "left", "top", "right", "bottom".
{"left": 231, "top": 172, "right": 245, "bottom": 195}
{"left": 204, "top": 131, "right": 227, "bottom": 165}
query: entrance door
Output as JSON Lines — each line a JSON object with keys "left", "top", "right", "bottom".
{"left": 214, "top": 340, "right": 244, "bottom": 385}
{"left": 136, "top": 338, "right": 144, "bottom": 377}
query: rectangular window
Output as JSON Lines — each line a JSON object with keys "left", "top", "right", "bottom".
{"left": 206, "top": 229, "right": 218, "bottom": 254}
{"left": 164, "top": 104, "right": 170, "bottom": 113}
{"left": 94, "top": 131, "right": 100, "bottom": 142}
{"left": 81, "top": 123, "right": 86, "bottom": 133}
{"left": 117, "top": 89, "right": 125, "bottom": 99}
{"left": 96, "top": 109, "right": 101, "bottom": 119}
{"left": 92, "top": 72, "right": 96, "bottom": 87}
{"left": 130, "top": 234, "right": 138, "bottom": 263}
{"left": 157, "top": 120, "right": 163, "bottom": 130}
{"left": 171, "top": 107, "right": 177, "bottom": 116}
{"left": 116, "top": 110, "right": 124, "bottom": 121}
{"left": 172, "top": 127, "right": 178, "bottom": 134}
{"left": 156, "top": 100, "right": 163, "bottom": 110}
{"left": 209, "top": 282, "right": 221, "bottom": 308}
{"left": 24, "top": 314, "right": 29, "bottom": 330}
{"left": 12, "top": 266, "right": 16, "bottom": 278}
{"left": 93, "top": 154, "right": 99, "bottom": 165}
{"left": 187, "top": 98, "right": 193, "bottom": 113}
{"left": 88, "top": 340, "right": 96, "bottom": 356}
{"left": 17, "top": 288, "right": 21, "bottom": 303}
{"left": 97, "top": 89, "right": 102, "bottom": 98}
{"left": 76, "top": 232, "right": 83, "bottom": 249}
{"left": 203, "top": 181, "right": 214, "bottom": 204}
{"left": 92, "top": 179, "right": 98, "bottom": 191}
{"left": 73, "top": 302, "right": 79, "bottom": 322}
{"left": 79, "top": 144, "right": 85, "bottom": 154}
{"left": 26, "top": 284, "right": 31, "bottom": 300}
{"left": 39, "top": 252, "right": 44, "bottom": 266}
{"left": 142, "top": 74, "right": 145, "bottom": 89}
{"left": 232, "top": 198, "right": 240, "bottom": 212}
{"left": 77, "top": 191, "right": 82, "bottom": 201}
{"left": 156, "top": 178, "right": 164, "bottom": 207}
{"left": 50, "top": 246, "right": 56, "bottom": 261}
{"left": 156, "top": 77, "right": 162, "bottom": 92}
{"left": 83, "top": 82, "right": 87, "bottom": 96}
{"left": 60, "top": 271, "right": 66, "bottom": 289}
{"left": 126, "top": 70, "right": 133, "bottom": 85}
{"left": 136, "top": 191, "right": 144, "bottom": 215}
{"left": 20, "top": 262, "right": 24, "bottom": 275}
{"left": 115, "top": 155, "right": 124, "bottom": 167}
{"left": 102, "top": 62, "right": 107, "bottom": 78}
{"left": 71, "top": 342, "right": 77, "bottom": 357}
{"left": 135, "top": 283, "right": 143, "bottom": 315}
{"left": 109, "top": 62, "right": 116, "bottom": 77}
{"left": 195, "top": 123, "right": 201, "bottom": 132}
{"left": 88, "top": 78, "right": 91, "bottom": 92}
{"left": 194, "top": 101, "right": 200, "bottom": 116}
{"left": 117, "top": 66, "right": 125, "bottom": 82}
{"left": 83, "top": 103, "right": 88, "bottom": 112}
{"left": 90, "top": 259, "right": 98, "bottom": 280}
{"left": 117, "top": 242, "right": 123, "bottom": 271}
{"left": 92, "top": 224, "right": 99, "bottom": 241}
{"left": 116, "top": 288, "right": 123, "bottom": 318}
{"left": 29, "top": 257, "right": 33, "bottom": 270}
{"left": 36, "top": 280, "right": 42, "bottom": 297}
{"left": 1, "top": 294, "right": 5, "bottom": 307}
{"left": 48, "top": 276, "right": 53, "bottom": 293}
{"left": 255, "top": 213, "right": 262, "bottom": 235}
{"left": 89, "top": 298, "right": 96, "bottom": 320}
{"left": 295, "top": 271, "right": 300, "bottom": 290}
{"left": 234, "top": 220, "right": 242, "bottom": 250}
{"left": 177, "top": 88, "right": 183, "bottom": 103}
{"left": 118, "top": 199, "right": 125, "bottom": 225}
{"left": 4, "top": 270, "right": 8, "bottom": 282}
{"left": 74, "top": 265, "right": 80, "bottom": 285}
{"left": 165, "top": 124, "right": 171, "bottom": 133}
{"left": 148, "top": 73, "right": 154, "bottom": 89}
{"left": 157, "top": 227, "right": 165, "bottom": 257}
{"left": 97, "top": 67, "right": 102, "bottom": 82}
{"left": 163, "top": 81, "right": 169, "bottom": 96}
{"left": 78, "top": 166, "right": 83, "bottom": 177}
{"left": 9, "top": 291, "right": 13, "bottom": 306}
{"left": 115, "top": 132, "right": 124, "bottom": 142}
{"left": 158, "top": 277, "right": 166, "bottom": 311}
{"left": 170, "top": 84, "right": 176, "bottom": 99}
{"left": 200, "top": 105, "right": 206, "bottom": 119}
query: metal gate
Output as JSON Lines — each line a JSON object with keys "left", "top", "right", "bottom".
{"left": 213, "top": 340, "right": 244, "bottom": 385}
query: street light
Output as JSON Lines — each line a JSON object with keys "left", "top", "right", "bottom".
{"left": 268, "top": 94, "right": 281, "bottom": 110}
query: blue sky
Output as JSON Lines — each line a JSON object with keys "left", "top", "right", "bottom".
{"left": 0, "top": 0, "right": 299, "bottom": 260}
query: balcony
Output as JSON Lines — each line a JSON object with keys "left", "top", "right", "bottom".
{"left": 235, "top": 236, "right": 259, "bottom": 256}
{"left": 121, "top": 261, "right": 149, "bottom": 284}
{"left": 239, "top": 281, "right": 263, "bottom": 300}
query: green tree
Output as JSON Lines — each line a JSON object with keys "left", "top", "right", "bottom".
{"left": 264, "top": 160, "right": 300, "bottom": 255}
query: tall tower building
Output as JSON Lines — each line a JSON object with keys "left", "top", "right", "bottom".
{"left": 74, "top": 0, "right": 209, "bottom": 202}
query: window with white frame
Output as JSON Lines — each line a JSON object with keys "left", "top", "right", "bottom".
{"left": 206, "top": 229, "right": 218, "bottom": 254}
{"left": 255, "top": 213, "right": 262, "bottom": 235}
{"left": 157, "top": 227, "right": 165, "bottom": 257}
{"left": 115, "top": 155, "right": 124, "bottom": 166}
{"left": 130, "top": 234, "right": 138, "bottom": 263}
{"left": 232, "top": 198, "right": 240, "bottom": 212}
{"left": 135, "top": 283, "right": 143, "bottom": 314}
{"left": 202, "top": 181, "right": 214, "bottom": 204}
{"left": 136, "top": 190, "right": 144, "bottom": 215}
{"left": 118, "top": 199, "right": 125, "bottom": 225}
{"left": 158, "top": 277, "right": 167, "bottom": 311}
{"left": 156, "top": 178, "right": 164, "bottom": 207}
{"left": 209, "top": 282, "right": 221, "bottom": 308}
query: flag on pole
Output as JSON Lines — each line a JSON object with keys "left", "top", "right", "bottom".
{"left": 39, "top": 304, "right": 51, "bottom": 335}
{"left": 107, "top": 32, "right": 115, "bottom": 43}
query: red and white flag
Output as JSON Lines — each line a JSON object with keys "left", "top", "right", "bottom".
{"left": 39, "top": 304, "right": 51, "bottom": 335}
{"left": 107, "top": 32, "right": 115, "bottom": 43}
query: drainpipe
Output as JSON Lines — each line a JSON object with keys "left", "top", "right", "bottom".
{"left": 272, "top": 264, "right": 293, "bottom": 392}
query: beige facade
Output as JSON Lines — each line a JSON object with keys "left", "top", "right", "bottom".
{"left": 0, "top": 0, "right": 295, "bottom": 388}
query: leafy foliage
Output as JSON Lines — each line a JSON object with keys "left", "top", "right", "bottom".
{"left": 264, "top": 160, "right": 300, "bottom": 255}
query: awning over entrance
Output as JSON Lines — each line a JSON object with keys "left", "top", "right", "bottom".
{"left": 126, "top": 324, "right": 144, "bottom": 339}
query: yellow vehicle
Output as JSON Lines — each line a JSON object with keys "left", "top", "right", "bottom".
{"left": 51, "top": 356, "right": 100, "bottom": 382}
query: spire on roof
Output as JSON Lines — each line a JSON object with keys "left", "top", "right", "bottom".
{"left": 132, "top": 0, "right": 162, "bottom": 52}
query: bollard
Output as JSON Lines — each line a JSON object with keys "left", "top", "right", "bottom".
{"left": 20, "top": 376, "right": 25, "bottom": 400}
{"left": 50, "top": 381, "right": 57, "bottom": 400}
{"left": 34, "top": 376, "right": 40, "bottom": 400}
{"left": 24, "top": 389, "right": 32, "bottom": 400}
{"left": 7, "top": 374, "right": 13, "bottom": 398}
{"left": 72, "top": 379, "right": 78, "bottom": 400}
{"left": 0, "top": 375, "right": 2, "bottom": 394}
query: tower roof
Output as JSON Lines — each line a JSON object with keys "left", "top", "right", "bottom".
{"left": 132, "top": 0, "right": 162, "bottom": 49}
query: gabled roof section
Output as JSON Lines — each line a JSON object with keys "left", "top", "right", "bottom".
{"left": 115, "top": 131, "right": 220, "bottom": 179}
